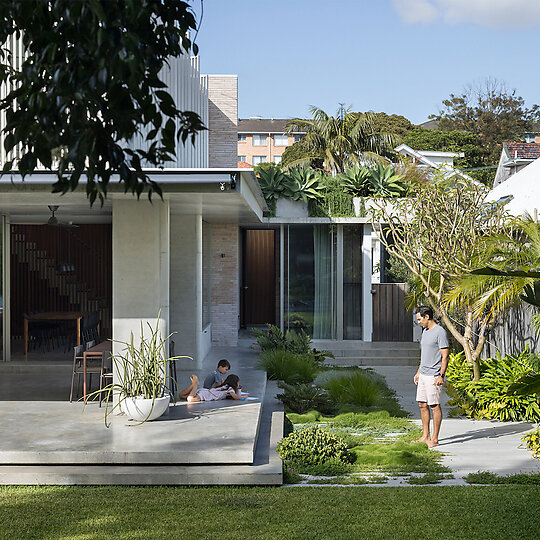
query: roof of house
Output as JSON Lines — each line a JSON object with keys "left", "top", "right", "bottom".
{"left": 238, "top": 118, "right": 303, "bottom": 134}
{"left": 237, "top": 161, "right": 252, "bottom": 168}
{"left": 417, "top": 119, "right": 439, "bottom": 130}
{"left": 504, "top": 142, "right": 540, "bottom": 160}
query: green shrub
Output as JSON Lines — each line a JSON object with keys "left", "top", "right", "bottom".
{"left": 447, "top": 350, "right": 540, "bottom": 422}
{"left": 277, "top": 426, "right": 352, "bottom": 465}
{"left": 522, "top": 427, "right": 540, "bottom": 459}
{"left": 258, "top": 349, "right": 319, "bottom": 384}
{"left": 322, "top": 372, "right": 382, "bottom": 407}
{"left": 276, "top": 382, "right": 337, "bottom": 415}
{"left": 286, "top": 410, "right": 322, "bottom": 425}
{"left": 330, "top": 411, "right": 415, "bottom": 434}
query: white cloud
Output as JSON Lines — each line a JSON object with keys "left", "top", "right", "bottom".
{"left": 391, "top": 0, "right": 439, "bottom": 24}
{"left": 392, "top": 0, "right": 540, "bottom": 28}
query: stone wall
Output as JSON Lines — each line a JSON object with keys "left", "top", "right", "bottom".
{"left": 210, "top": 224, "right": 239, "bottom": 346}
{"left": 206, "top": 75, "right": 238, "bottom": 168}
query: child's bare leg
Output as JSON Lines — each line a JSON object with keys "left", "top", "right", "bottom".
{"left": 187, "top": 375, "right": 201, "bottom": 402}
{"left": 179, "top": 375, "right": 198, "bottom": 399}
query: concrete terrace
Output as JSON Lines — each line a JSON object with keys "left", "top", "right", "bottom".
{"left": 0, "top": 346, "right": 283, "bottom": 485}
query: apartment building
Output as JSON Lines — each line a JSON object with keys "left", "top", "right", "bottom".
{"left": 237, "top": 117, "right": 304, "bottom": 166}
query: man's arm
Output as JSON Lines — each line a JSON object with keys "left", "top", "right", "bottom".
{"left": 435, "top": 348, "right": 449, "bottom": 386}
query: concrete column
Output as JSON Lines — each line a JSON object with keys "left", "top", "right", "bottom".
{"left": 170, "top": 214, "right": 203, "bottom": 367}
{"left": 112, "top": 199, "right": 170, "bottom": 358}
{"left": 362, "top": 224, "right": 373, "bottom": 342}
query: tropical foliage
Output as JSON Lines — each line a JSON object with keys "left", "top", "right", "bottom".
{"left": 446, "top": 350, "right": 540, "bottom": 422}
{"left": 285, "top": 105, "right": 398, "bottom": 173}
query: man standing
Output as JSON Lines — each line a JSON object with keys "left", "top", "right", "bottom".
{"left": 414, "top": 306, "right": 449, "bottom": 448}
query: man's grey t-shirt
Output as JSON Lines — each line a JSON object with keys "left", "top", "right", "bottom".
{"left": 420, "top": 324, "right": 449, "bottom": 376}
{"left": 203, "top": 370, "right": 223, "bottom": 389}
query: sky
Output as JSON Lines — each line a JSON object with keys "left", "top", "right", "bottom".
{"left": 192, "top": 0, "right": 540, "bottom": 125}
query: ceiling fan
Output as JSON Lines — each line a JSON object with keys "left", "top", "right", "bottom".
{"left": 46, "top": 205, "right": 79, "bottom": 227}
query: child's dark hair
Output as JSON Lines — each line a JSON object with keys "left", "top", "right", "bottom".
{"left": 221, "top": 374, "right": 240, "bottom": 393}
{"left": 217, "top": 359, "right": 231, "bottom": 370}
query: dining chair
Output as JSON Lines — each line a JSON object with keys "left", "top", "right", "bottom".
{"left": 69, "top": 343, "right": 101, "bottom": 402}
{"left": 99, "top": 351, "right": 114, "bottom": 407}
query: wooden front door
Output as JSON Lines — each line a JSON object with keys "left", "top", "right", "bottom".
{"left": 372, "top": 283, "right": 412, "bottom": 341}
{"left": 242, "top": 230, "right": 275, "bottom": 326}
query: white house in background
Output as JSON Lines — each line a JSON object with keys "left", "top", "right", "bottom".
{"left": 493, "top": 142, "right": 540, "bottom": 188}
{"left": 486, "top": 156, "right": 540, "bottom": 219}
{"left": 395, "top": 144, "right": 471, "bottom": 181}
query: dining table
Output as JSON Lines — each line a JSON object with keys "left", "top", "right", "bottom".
{"left": 23, "top": 311, "right": 84, "bottom": 355}
{"left": 83, "top": 340, "right": 113, "bottom": 402}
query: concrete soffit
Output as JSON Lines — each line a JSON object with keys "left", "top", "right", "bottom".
{"left": 0, "top": 169, "right": 267, "bottom": 225}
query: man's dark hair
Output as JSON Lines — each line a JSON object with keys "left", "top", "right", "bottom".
{"left": 217, "top": 359, "right": 231, "bottom": 369}
{"left": 416, "top": 306, "right": 434, "bottom": 320}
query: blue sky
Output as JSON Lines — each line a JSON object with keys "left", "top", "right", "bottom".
{"left": 192, "top": 0, "right": 540, "bottom": 124}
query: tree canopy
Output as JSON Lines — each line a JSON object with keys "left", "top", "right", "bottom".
{"left": 285, "top": 106, "right": 398, "bottom": 174}
{"left": 431, "top": 78, "right": 539, "bottom": 165}
{"left": 368, "top": 112, "right": 415, "bottom": 140}
{"left": 403, "top": 128, "right": 490, "bottom": 183}
{"left": 371, "top": 175, "right": 511, "bottom": 379}
{"left": 0, "top": 0, "right": 205, "bottom": 204}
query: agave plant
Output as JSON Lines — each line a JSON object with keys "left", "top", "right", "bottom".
{"left": 257, "top": 166, "right": 291, "bottom": 203}
{"left": 368, "top": 163, "right": 407, "bottom": 197}
{"left": 339, "top": 165, "right": 372, "bottom": 196}
{"left": 283, "top": 167, "right": 322, "bottom": 202}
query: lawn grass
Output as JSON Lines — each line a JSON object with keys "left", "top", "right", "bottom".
{"left": 1, "top": 486, "right": 540, "bottom": 539}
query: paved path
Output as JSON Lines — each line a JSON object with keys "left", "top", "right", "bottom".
{"left": 367, "top": 365, "right": 540, "bottom": 479}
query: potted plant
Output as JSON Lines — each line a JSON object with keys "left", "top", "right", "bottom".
{"left": 277, "top": 167, "right": 322, "bottom": 217}
{"left": 88, "top": 317, "right": 191, "bottom": 427}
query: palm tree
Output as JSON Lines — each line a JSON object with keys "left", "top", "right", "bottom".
{"left": 284, "top": 105, "right": 398, "bottom": 174}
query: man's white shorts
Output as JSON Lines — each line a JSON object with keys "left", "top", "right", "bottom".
{"left": 416, "top": 373, "right": 442, "bottom": 406}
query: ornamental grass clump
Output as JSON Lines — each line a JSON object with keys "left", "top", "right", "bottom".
{"left": 257, "top": 349, "right": 319, "bottom": 384}
{"left": 277, "top": 425, "right": 352, "bottom": 466}
{"left": 322, "top": 372, "right": 382, "bottom": 407}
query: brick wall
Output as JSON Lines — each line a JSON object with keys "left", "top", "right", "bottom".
{"left": 210, "top": 224, "right": 239, "bottom": 346}
{"left": 207, "top": 75, "right": 238, "bottom": 168}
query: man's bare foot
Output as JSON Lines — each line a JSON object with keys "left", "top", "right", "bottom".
{"left": 190, "top": 374, "right": 199, "bottom": 384}
{"left": 427, "top": 439, "right": 439, "bottom": 448}
{"left": 413, "top": 436, "right": 430, "bottom": 443}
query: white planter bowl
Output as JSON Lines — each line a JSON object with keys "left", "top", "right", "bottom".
{"left": 121, "top": 395, "right": 170, "bottom": 422}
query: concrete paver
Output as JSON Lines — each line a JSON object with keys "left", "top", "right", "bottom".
{"left": 366, "top": 365, "right": 540, "bottom": 479}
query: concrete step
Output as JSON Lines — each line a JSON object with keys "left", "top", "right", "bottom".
{"left": 0, "top": 382, "right": 283, "bottom": 486}
{"left": 327, "top": 356, "right": 420, "bottom": 367}
{"left": 327, "top": 348, "right": 419, "bottom": 358}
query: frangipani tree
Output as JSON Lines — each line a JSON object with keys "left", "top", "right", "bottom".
{"left": 371, "top": 174, "right": 511, "bottom": 380}
{"left": 285, "top": 106, "right": 398, "bottom": 174}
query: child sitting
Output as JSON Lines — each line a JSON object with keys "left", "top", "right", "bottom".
{"left": 203, "top": 359, "right": 231, "bottom": 389}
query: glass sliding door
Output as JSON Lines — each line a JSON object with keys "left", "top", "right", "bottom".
{"left": 0, "top": 217, "right": 3, "bottom": 360}
{"left": 284, "top": 225, "right": 336, "bottom": 338}
{"left": 343, "top": 225, "right": 363, "bottom": 339}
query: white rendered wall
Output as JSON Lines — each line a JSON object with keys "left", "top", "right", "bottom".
{"left": 362, "top": 224, "right": 373, "bottom": 341}
{"left": 169, "top": 213, "right": 203, "bottom": 369}
{"left": 112, "top": 199, "right": 170, "bottom": 371}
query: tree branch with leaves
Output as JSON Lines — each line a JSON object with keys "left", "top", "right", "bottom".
{"left": 0, "top": 0, "right": 205, "bottom": 204}
{"left": 371, "top": 174, "right": 511, "bottom": 379}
